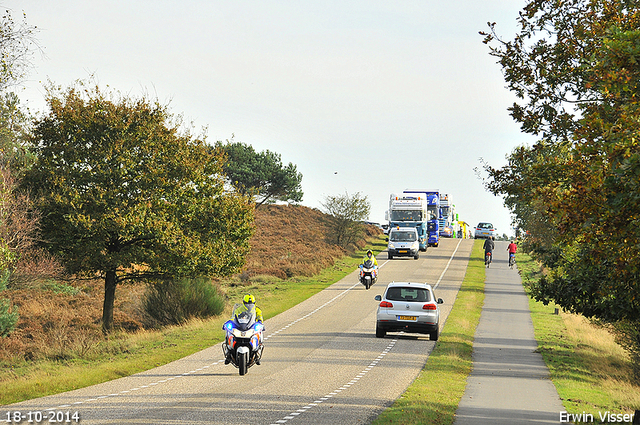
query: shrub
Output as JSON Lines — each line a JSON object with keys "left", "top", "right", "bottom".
{"left": 142, "top": 277, "right": 225, "bottom": 327}
{"left": 0, "top": 298, "right": 19, "bottom": 337}
{"left": 0, "top": 271, "right": 19, "bottom": 337}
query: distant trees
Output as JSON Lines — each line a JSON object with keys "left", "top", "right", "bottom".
{"left": 22, "top": 82, "right": 255, "bottom": 332}
{"left": 480, "top": 0, "right": 640, "bottom": 375}
{"left": 321, "top": 191, "right": 371, "bottom": 249}
{"left": 214, "top": 140, "right": 303, "bottom": 207}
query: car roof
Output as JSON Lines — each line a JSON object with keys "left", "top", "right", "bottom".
{"left": 385, "top": 281, "right": 433, "bottom": 291}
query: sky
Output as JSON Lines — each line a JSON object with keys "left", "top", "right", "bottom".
{"left": 6, "top": 1, "right": 537, "bottom": 238}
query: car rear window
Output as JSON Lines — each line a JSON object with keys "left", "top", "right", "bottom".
{"left": 386, "top": 287, "right": 431, "bottom": 302}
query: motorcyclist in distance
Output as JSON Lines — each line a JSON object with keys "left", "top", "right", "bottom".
{"left": 361, "top": 250, "right": 379, "bottom": 268}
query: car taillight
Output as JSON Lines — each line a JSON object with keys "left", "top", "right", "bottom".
{"left": 380, "top": 301, "right": 393, "bottom": 308}
{"left": 423, "top": 303, "right": 437, "bottom": 310}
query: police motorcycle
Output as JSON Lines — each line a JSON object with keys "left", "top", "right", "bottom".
{"left": 359, "top": 259, "right": 378, "bottom": 290}
{"left": 222, "top": 303, "right": 264, "bottom": 376}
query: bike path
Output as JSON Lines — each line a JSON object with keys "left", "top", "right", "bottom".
{"left": 454, "top": 241, "right": 565, "bottom": 424}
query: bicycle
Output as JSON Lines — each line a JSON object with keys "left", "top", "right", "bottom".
{"left": 509, "top": 253, "right": 516, "bottom": 269}
{"left": 485, "top": 251, "right": 492, "bottom": 268}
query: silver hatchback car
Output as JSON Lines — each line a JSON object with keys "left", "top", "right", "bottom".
{"left": 474, "top": 222, "right": 496, "bottom": 239}
{"left": 374, "top": 282, "right": 444, "bottom": 340}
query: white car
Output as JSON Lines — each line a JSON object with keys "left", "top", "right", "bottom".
{"left": 474, "top": 222, "right": 496, "bottom": 239}
{"left": 374, "top": 282, "right": 443, "bottom": 340}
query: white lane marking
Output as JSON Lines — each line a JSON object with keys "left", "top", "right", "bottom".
{"left": 268, "top": 338, "right": 399, "bottom": 425}
{"left": 434, "top": 239, "right": 463, "bottom": 289}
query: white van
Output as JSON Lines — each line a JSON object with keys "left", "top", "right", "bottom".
{"left": 386, "top": 227, "right": 420, "bottom": 260}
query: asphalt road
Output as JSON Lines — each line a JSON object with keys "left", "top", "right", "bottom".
{"left": 3, "top": 238, "right": 474, "bottom": 425}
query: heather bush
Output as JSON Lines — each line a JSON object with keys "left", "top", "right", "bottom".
{"left": 143, "top": 277, "right": 225, "bottom": 327}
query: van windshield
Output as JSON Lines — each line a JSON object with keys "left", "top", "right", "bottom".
{"left": 390, "top": 231, "right": 417, "bottom": 242}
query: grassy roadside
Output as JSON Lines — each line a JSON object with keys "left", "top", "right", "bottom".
{"left": 372, "top": 239, "right": 485, "bottom": 425}
{"left": 0, "top": 236, "right": 388, "bottom": 406}
{"left": 517, "top": 252, "right": 640, "bottom": 421}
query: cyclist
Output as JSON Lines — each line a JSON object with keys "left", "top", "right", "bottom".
{"left": 483, "top": 237, "right": 495, "bottom": 267}
{"left": 507, "top": 240, "right": 517, "bottom": 268}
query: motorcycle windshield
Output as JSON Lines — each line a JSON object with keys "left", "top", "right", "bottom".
{"left": 363, "top": 259, "right": 374, "bottom": 268}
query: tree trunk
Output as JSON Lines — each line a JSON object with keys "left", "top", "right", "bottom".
{"left": 102, "top": 269, "right": 118, "bottom": 333}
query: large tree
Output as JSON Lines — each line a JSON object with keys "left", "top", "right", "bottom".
{"left": 214, "top": 140, "right": 303, "bottom": 207}
{"left": 480, "top": 0, "right": 640, "bottom": 374}
{"left": 22, "top": 82, "right": 255, "bottom": 332}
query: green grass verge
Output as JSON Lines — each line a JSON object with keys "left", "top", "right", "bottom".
{"left": 371, "top": 239, "right": 485, "bottom": 425}
{"left": 517, "top": 251, "right": 640, "bottom": 421}
{"left": 0, "top": 236, "right": 388, "bottom": 406}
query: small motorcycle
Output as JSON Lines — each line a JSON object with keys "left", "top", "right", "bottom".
{"left": 359, "top": 259, "right": 378, "bottom": 289}
{"left": 222, "top": 303, "right": 264, "bottom": 376}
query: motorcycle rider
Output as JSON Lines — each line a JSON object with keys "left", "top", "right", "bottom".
{"left": 360, "top": 250, "right": 379, "bottom": 280}
{"left": 361, "top": 250, "right": 379, "bottom": 267}
{"left": 483, "top": 236, "right": 495, "bottom": 266}
{"left": 225, "top": 294, "right": 264, "bottom": 364}
{"left": 237, "top": 293, "right": 263, "bottom": 323}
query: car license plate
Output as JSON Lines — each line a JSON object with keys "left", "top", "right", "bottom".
{"left": 398, "top": 250, "right": 407, "bottom": 253}
{"left": 398, "top": 315, "right": 417, "bottom": 321}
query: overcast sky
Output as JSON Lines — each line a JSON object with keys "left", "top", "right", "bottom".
{"left": 7, "top": 1, "right": 536, "bottom": 237}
